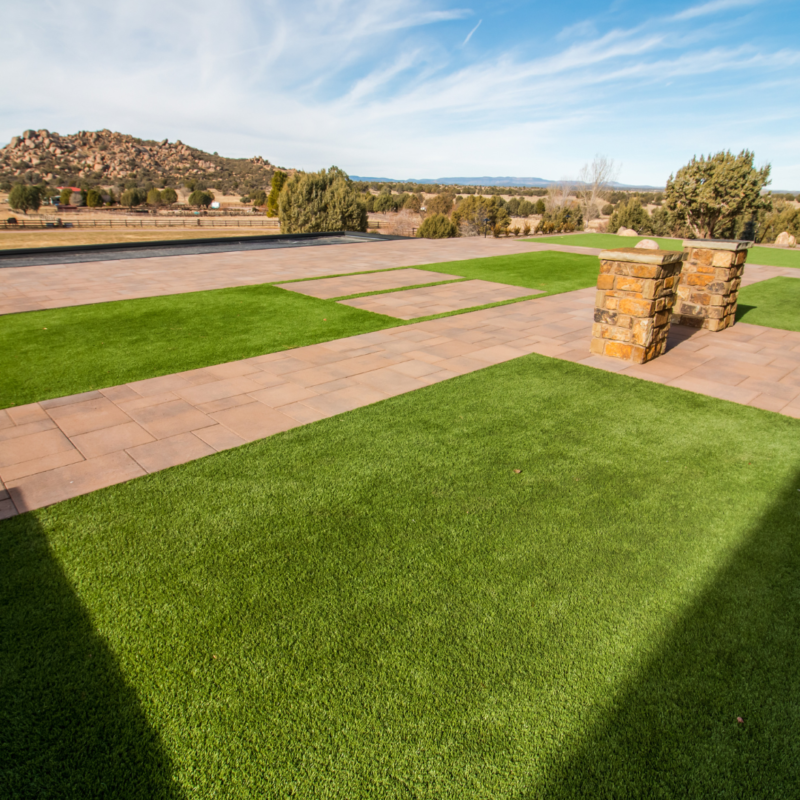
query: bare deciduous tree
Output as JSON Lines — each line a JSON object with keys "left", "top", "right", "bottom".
{"left": 576, "top": 155, "right": 619, "bottom": 224}
{"left": 545, "top": 180, "right": 575, "bottom": 214}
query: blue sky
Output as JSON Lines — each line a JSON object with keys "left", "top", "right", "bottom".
{"left": 2, "top": 0, "right": 799, "bottom": 187}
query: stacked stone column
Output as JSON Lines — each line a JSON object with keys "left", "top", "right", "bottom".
{"left": 591, "top": 248, "right": 684, "bottom": 364}
{"left": 672, "top": 240, "right": 752, "bottom": 332}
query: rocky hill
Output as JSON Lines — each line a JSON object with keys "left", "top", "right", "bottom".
{"left": 0, "top": 128, "right": 279, "bottom": 195}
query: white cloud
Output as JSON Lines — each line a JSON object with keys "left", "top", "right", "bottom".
{"left": 670, "top": 0, "right": 761, "bottom": 22}
{"left": 0, "top": 0, "right": 797, "bottom": 187}
{"left": 462, "top": 19, "right": 482, "bottom": 46}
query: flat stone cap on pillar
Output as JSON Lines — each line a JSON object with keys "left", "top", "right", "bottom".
{"left": 682, "top": 239, "right": 753, "bottom": 251}
{"left": 599, "top": 247, "right": 684, "bottom": 265}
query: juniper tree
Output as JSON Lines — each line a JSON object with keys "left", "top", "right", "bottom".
{"left": 278, "top": 167, "right": 367, "bottom": 233}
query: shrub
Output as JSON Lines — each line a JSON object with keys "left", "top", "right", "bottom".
{"left": 452, "top": 195, "right": 509, "bottom": 236}
{"left": 188, "top": 190, "right": 214, "bottom": 207}
{"left": 517, "top": 199, "right": 535, "bottom": 217}
{"left": 601, "top": 203, "right": 614, "bottom": 215}
{"left": 511, "top": 225, "right": 521, "bottom": 236}
{"left": 404, "top": 194, "right": 422, "bottom": 213}
{"left": 121, "top": 188, "right": 144, "bottom": 207}
{"left": 278, "top": 166, "right": 367, "bottom": 233}
{"left": 59, "top": 187, "right": 72, "bottom": 205}
{"left": 533, "top": 199, "right": 546, "bottom": 215}
{"left": 507, "top": 198, "right": 521, "bottom": 216}
{"left": 374, "top": 190, "right": 398, "bottom": 213}
{"left": 608, "top": 199, "right": 651, "bottom": 234}
{"left": 86, "top": 189, "right": 104, "bottom": 207}
{"left": 416, "top": 213, "right": 458, "bottom": 238}
{"left": 759, "top": 202, "right": 800, "bottom": 243}
{"left": 8, "top": 184, "right": 41, "bottom": 213}
{"left": 425, "top": 193, "right": 455, "bottom": 216}
{"left": 146, "top": 188, "right": 162, "bottom": 206}
{"left": 522, "top": 222, "right": 531, "bottom": 236}
{"left": 266, "top": 171, "right": 287, "bottom": 217}
{"left": 535, "top": 205, "right": 583, "bottom": 234}
{"left": 250, "top": 190, "right": 267, "bottom": 207}
{"left": 161, "top": 188, "right": 178, "bottom": 205}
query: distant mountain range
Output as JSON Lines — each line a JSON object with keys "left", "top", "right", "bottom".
{"left": 350, "top": 175, "right": 665, "bottom": 190}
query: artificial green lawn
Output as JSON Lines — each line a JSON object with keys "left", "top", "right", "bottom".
{"left": 737, "top": 276, "right": 800, "bottom": 332}
{"left": 2, "top": 354, "right": 799, "bottom": 798}
{"left": 530, "top": 233, "right": 800, "bottom": 269}
{"left": 0, "top": 252, "right": 598, "bottom": 408}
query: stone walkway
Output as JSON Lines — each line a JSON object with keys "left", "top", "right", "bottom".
{"left": 0, "top": 238, "right": 595, "bottom": 316}
{"left": 339, "top": 279, "right": 540, "bottom": 319}
{"left": 275, "top": 268, "right": 463, "bottom": 299}
{"left": 2, "top": 285, "right": 800, "bottom": 519}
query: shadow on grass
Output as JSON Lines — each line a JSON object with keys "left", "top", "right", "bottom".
{"left": 736, "top": 303, "right": 757, "bottom": 321}
{"left": 0, "top": 513, "right": 184, "bottom": 799}
{"left": 527, "top": 467, "right": 800, "bottom": 798}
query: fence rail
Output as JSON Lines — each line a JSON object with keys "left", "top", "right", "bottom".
{"left": 0, "top": 218, "right": 388, "bottom": 231}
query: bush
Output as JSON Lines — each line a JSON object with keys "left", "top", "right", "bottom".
{"left": 425, "top": 193, "right": 455, "bottom": 216}
{"left": 533, "top": 199, "right": 546, "bottom": 215}
{"left": 374, "top": 190, "right": 398, "bottom": 213}
{"left": 8, "top": 184, "right": 41, "bottom": 213}
{"left": 250, "top": 190, "right": 267, "bottom": 207}
{"left": 451, "top": 195, "right": 509, "bottom": 236}
{"left": 517, "top": 200, "right": 535, "bottom": 217}
{"left": 608, "top": 199, "right": 651, "bottom": 234}
{"left": 59, "top": 187, "right": 72, "bottom": 205}
{"left": 601, "top": 203, "right": 614, "bottom": 215}
{"left": 404, "top": 194, "right": 422, "bottom": 213}
{"left": 188, "top": 190, "right": 214, "bottom": 207}
{"left": 146, "top": 188, "right": 162, "bottom": 206}
{"left": 511, "top": 225, "right": 521, "bottom": 236}
{"left": 278, "top": 166, "right": 367, "bottom": 233}
{"left": 86, "top": 189, "right": 104, "bottom": 208}
{"left": 266, "top": 171, "right": 287, "bottom": 217}
{"left": 120, "top": 188, "right": 144, "bottom": 207}
{"left": 161, "top": 188, "right": 178, "bottom": 205}
{"left": 760, "top": 202, "right": 800, "bottom": 243}
{"left": 522, "top": 222, "right": 531, "bottom": 236}
{"left": 416, "top": 213, "right": 458, "bottom": 238}
{"left": 535, "top": 205, "right": 583, "bottom": 234}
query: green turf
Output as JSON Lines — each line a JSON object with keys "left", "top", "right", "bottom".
{"left": 0, "top": 252, "right": 598, "bottom": 408}
{"left": 2, "top": 356, "right": 799, "bottom": 798}
{"left": 737, "top": 277, "right": 800, "bottom": 331}
{"left": 529, "top": 233, "right": 800, "bottom": 269}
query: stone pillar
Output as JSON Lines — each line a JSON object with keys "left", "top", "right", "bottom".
{"left": 591, "top": 248, "right": 684, "bottom": 364}
{"left": 672, "top": 240, "right": 752, "bottom": 332}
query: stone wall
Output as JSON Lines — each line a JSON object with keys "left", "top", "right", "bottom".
{"left": 672, "top": 240, "right": 751, "bottom": 332}
{"left": 591, "top": 248, "right": 684, "bottom": 363}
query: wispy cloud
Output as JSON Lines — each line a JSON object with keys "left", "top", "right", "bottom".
{"left": 462, "top": 19, "right": 482, "bottom": 46}
{"left": 0, "top": 0, "right": 797, "bottom": 186}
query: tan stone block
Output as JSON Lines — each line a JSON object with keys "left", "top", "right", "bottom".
{"left": 616, "top": 314, "right": 633, "bottom": 329}
{"left": 629, "top": 264, "right": 659, "bottom": 279}
{"left": 686, "top": 273, "right": 714, "bottom": 287}
{"left": 695, "top": 264, "right": 716, "bottom": 274}
{"left": 589, "top": 337, "right": 605, "bottom": 355}
{"left": 708, "top": 295, "right": 726, "bottom": 307}
{"left": 631, "top": 318, "right": 654, "bottom": 346}
{"left": 605, "top": 341, "right": 633, "bottom": 360}
{"left": 691, "top": 248, "right": 714, "bottom": 266}
{"left": 618, "top": 297, "right": 654, "bottom": 316}
{"left": 655, "top": 310, "right": 671, "bottom": 327}
{"left": 712, "top": 250, "right": 734, "bottom": 267}
{"left": 691, "top": 292, "right": 712, "bottom": 305}
{"left": 595, "top": 290, "right": 607, "bottom": 308}
{"left": 600, "top": 325, "right": 631, "bottom": 342}
{"left": 735, "top": 251, "right": 747, "bottom": 265}
{"left": 606, "top": 296, "right": 619, "bottom": 311}
{"left": 714, "top": 267, "right": 734, "bottom": 280}
{"left": 597, "top": 274, "right": 614, "bottom": 290}
{"left": 704, "top": 318, "right": 724, "bottom": 332}
{"left": 677, "top": 284, "right": 691, "bottom": 299}
{"left": 707, "top": 306, "right": 725, "bottom": 319}
{"left": 629, "top": 345, "right": 646, "bottom": 364}
{"left": 615, "top": 276, "right": 644, "bottom": 293}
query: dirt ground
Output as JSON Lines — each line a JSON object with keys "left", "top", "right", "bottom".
{"left": 0, "top": 227, "right": 280, "bottom": 250}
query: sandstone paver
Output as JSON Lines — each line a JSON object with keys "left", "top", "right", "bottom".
{"left": 275, "top": 268, "right": 463, "bottom": 298}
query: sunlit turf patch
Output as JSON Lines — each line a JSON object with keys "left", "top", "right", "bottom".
{"left": 2, "top": 354, "right": 799, "bottom": 797}
{"left": 0, "top": 252, "right": 598, "bottom": 407}
{"left": 737, "top": 276, "right": 800, "bottom": 331}
{"left": 528, "top": 233, "right": 800, "bottom": 270}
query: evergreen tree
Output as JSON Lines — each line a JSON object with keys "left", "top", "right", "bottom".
{"left": 8, "top": 184, "right": 41, "bottom": 212}
{"left": 278, "top": 167, "right": 367, "bottom": 233}
{"left": 266, "top": 171, "right": 287, "bottom": 217}
{"left": 417, "top": 213, "right": 458, "bottom": 238}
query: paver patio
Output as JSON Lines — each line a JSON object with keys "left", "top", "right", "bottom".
{"left": 0, "top": 238, "right": 593, "bottom": 316}
{"left": 274, "top": 267, "right": 463, "bottom": 298}
{"left": 2, "top": 283, "right": 800, "bottom": 519}
{"left": 338, "top": 279, "right": 540, "bottom": 318}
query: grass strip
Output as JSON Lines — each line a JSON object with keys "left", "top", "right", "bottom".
{"left": 2, "top": 355, "right": 799, "bottom": 797}
{"left": 0, "top": 252, "right": 599, "bottom": 407}
{"left": 737, "top": 276, "right": 800, "bottom": 331}
{"left": 529, "top": 233, "right": 800, "bottom": 269}
{"left": 331, "top": 278, "right": 469, "bottom": 301}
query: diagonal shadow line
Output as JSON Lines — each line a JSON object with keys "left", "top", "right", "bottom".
{"left": 0, "top": 513, "right": 186, "bottom": 799}
{"left": 520, "top": 466, "right": 800, "bottom": 798}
